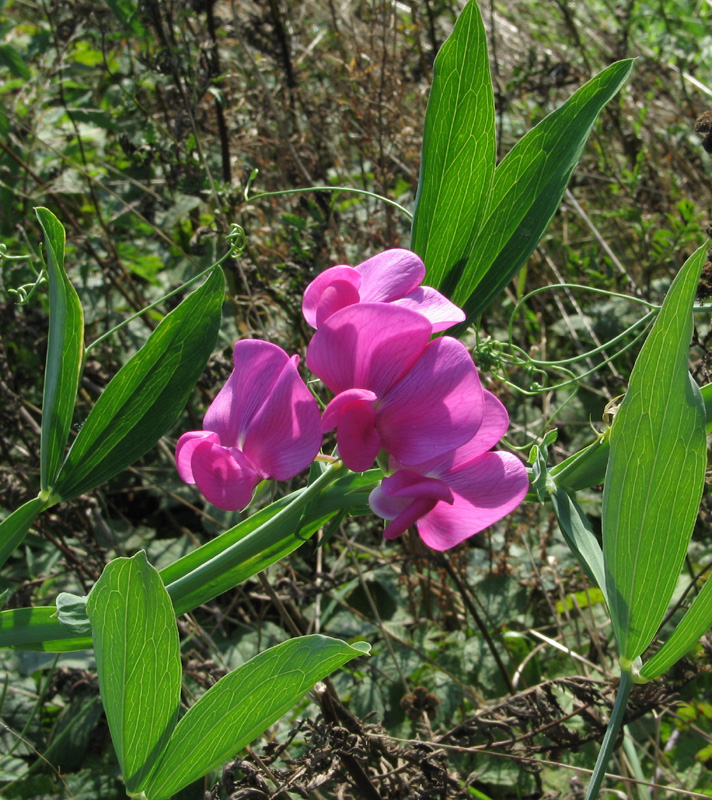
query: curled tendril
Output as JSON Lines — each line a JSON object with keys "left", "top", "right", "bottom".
{"left": 226, "top": 223, "right": 246, "bottom": 257}
{"left": 1, "top": 243, "right": 44, "bottom": 304}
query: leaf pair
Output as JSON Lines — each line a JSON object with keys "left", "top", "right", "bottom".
{"left": 86, "top": 551, "right": 368, "bottom": 800}
{"left": 0, "top": 208, "right": 224, "bottom": 568}
{"left": 411, "top": 0, "right": 634, "bottom": 328}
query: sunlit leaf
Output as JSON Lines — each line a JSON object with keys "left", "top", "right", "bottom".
{"left": 410, "top": 0, "right": 495, "bottom": 281}
{"left": 86, "top": 551, "right": 181, "bottom": 794}
{"left": 36, "top": 208, "right": 84, "bottom": 492}
{"left": 143, "top": 636, "right": 370, "bottom": 800}
{"left": 602, "top": 246, "right": 707, "bottom": 667}
{"left": 0, "top": 496, "right": 48, "bottom": 572}
{"left": 53, "top": 267, "right": 224, "bottom": 501}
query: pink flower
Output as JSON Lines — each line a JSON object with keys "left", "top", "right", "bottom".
{"left": 176, "top": 340, "right": 322, "bottom": 510}
{"left": 302, "top": 248, "right": 465, "bottom": 332}
{"left": 368, "top": 391, "right": 529, "bottom": 551}
{"left": 306, "top": 303, "right": 483, "bottom": 473}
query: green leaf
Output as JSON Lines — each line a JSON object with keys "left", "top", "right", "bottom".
{"left": 0, "top": 605, "right": 92, "bottom": 652}
{"left": 0, "top": 44, "right": 31, "bottom": 80}
{"left": 35, "top": 208, "right": 85, "bottom": 493}
{"left": 410, "top": 0, "right": 495, "bottom": 279}
{"left": 53, "top": 267, "right": 224, "bottom": 501}
{"left": 143, "top": 635, "right": 370, "bottom": 800}
{"left": 638, "top": 572, "right": 712, "bottom": 681}
{"left": 86, "top": 551, "right": 181, "bottom": 794}
{"left": 56, "top": 592, "right": 91, "bottom": 635}
{"left": 0, "top": 496, "right": 48, "bottom": 571}
{"left": 105, "top": 0, "right": 147, "bottom": 36}
{"left": 549, "top": 487, "right": 607, "bottom": 603}
{"left": 602, "top": 245, "right": 707, "bottom": 667}
{"left": 445, "top": 59, "right": 634, "bottom": 327}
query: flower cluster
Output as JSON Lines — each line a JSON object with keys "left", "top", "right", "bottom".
{"left": 176, "top": 248, "right": 528, "bottom": 550}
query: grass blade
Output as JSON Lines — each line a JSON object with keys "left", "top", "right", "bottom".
{"left": 602, "top": 245, "right": 707, "bottom": 666}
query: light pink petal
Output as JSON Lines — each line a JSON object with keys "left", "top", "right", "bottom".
{"left": 306, "top": 304, "right": 432, "bottom": 396}
{"left": 369, "top": 471, "right": 452, "bottom": 541}
{"left": 356, "top": 249, "right": 425, "bottom": 302}
{"left": 416, "top": 452, "right": 529, "bottom": 550}
{"left": 204, "top": 340, "right": 290, "bottom": 446}
{"left": 335, "top": 399, "right": 381, "bottom": 472}
{"left": 394, "top": 286, "right": 466, "bottom": 333}
{"left": 190, "top": 440, "right": 262, "bottom": 511}
{"left": 243, "top": 355, "right": 322, "bottom": 480}
{"left": 302, "top": 266, "right": 361, "bottom": 328}
{"left": 377, "top": 336, "right": 484, "bottom": 465}
{"left": 321, "top": 388, "right": 378, "bottom": 432}
{"left": 176, "top": 430, "right": 220, "bottom": 484}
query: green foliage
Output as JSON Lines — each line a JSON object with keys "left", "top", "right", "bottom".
{"left": 602, "top": 245, "right": 707, "bottom": 667}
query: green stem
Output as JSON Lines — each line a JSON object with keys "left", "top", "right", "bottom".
{"left": 583, "top": 667, "right": 634, "bottom": 800}
{"left": 165, "top": 461, "right": 347, "bottom": 615}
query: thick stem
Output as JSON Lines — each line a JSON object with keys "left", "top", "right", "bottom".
{"left": 583, "top": 667, "right": 634, "bottom": 800}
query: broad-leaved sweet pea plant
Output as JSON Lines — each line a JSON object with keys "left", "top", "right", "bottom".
{"left": 1, "top": 1, "right": 710, "bottom": 797}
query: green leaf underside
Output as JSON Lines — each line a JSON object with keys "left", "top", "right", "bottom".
{"left": 639, "top": 571, "right": 712, "bottom": 681}
{"left": 86, "top": 552, "right": 181, "bottom": 794}
{"left": 0, "top": 496, "right": 47, "bottom": 572}
{"left": 143, "top": 636, "right": 370, "bottom": 800}
{"left": 36, "top": 208, "right": 85, "bottom": 492}
{"left": 447, "top": 59, "right": 634, "bottom": 327}
{"left": 53, "top": 267, "right": 224, "bottom": 501}
{"left": 602, "top": 246, "right": 707, "bottom": 665}
{"left": 0, "top": 471, "right": 376, "bottom": 652}
{"left": 550, "top": 487, "right": 607, "bottom": 605}
{"left": 410, "top": 0, "right": 495, "bottom": 283}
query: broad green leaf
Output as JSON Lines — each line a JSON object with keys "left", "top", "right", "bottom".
{"left": 0, "top": 44, "right": 31, "bottom": 80}
{"left": 86, "top": 551, "right": 181, "bottom": 794}
{"left": 53, "top": 267, "right": 223, "bottom": 501}
{"left": 36, "top": 208, "right": 84, "bottom": 492}
{"left": 143, "top": 636, "right": 370, "bottom": 800}
{"left": 410, "top": 0, "right": 495, "bottom": 278}
{"left": 0, "top": 605, "right": 91, "bottom": 652}
{"left": 602, "top": 246, "right": 707, "bottom": 667}
{"left": 444, "top": 59, "right": 634, "bottom": 326}
{"left": 56, "top": 592, "right": 91, "bottom": 635}
{"left": 550, "top": 487, "right": 607, "bottom": 604}
{"left": 638, "top": 572, "right": 712, "bottom": 681}
{"left": 0, "top": 496, "right": 48, "bottom": 571}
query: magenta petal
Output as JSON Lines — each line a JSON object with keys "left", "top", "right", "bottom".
{"left": 243, "top": 354, "right": 322, "bottom": 480}
{"left": 302, "top": 266, "right": 361, "bottom": 328}
{"left": 416, "top": 452, "right": 529, "bottom": 550}
{"left": 204, "top": 340, "right": 291, "bottom": 446}
{"left": 321, "top": 388, "right": 378, "bottom": 432}
{"left": 190, "top": 440, "right": 261, "bottom": 511}
{"left": 306, "top": 304, "right": 432, "bottom": 396}
{"left": 356, "top": 249, "right": 425, "bottom": 302}
{"left": 377, "top": 336, "right": 484, "bottom": 465}
{"left": 394, "top": 286, "right": 466, "bottom": 333}
{"left": 370, "top": 471, "right": 453, "bottom": 541}
{"left": 336, "top": 400, "right": 381, "bottom": 472}
{"left": 176, "top": 430, "right": 220, "bottom": 484}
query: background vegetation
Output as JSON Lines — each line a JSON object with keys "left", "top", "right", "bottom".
{"left": 1, "top": 0, "right": 712, "bottom": 797}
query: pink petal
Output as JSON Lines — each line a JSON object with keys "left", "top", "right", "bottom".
{"left": 394, "top": 286, "right": 466, "bottom": 333}
{"left": 176, "top": 430, "right": 220, "bottom": 484}
{"left": 416, "top": 452, "right": 529, "bottom": 550}
{"left": 243, "top": 355, "right": 322, "bottom": 480}
{"left": 306, "top": 304, "right": 432, "bottom": 396}
{"left": 356, "top": 249, "right": 425, "bottom": 302}
{"left": 335, "top": 399, "right": 381, "bottom": 472}
{"left": 369, "top": 471, "right": 453, "bottom": 540}
{"left": 302, "top": 266, "right": 361, "bottom": 328}
{"left": 321, "top": 388, "right": 378, "bottom": 432}
{"left": 204, "top": 340, "right": 291, "bottom": 446}
{"left": 376, "top": 336, "right": 484, "bottom": 465}
{"left": 190, "top": 440, "right": 262, "bottom": 510}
